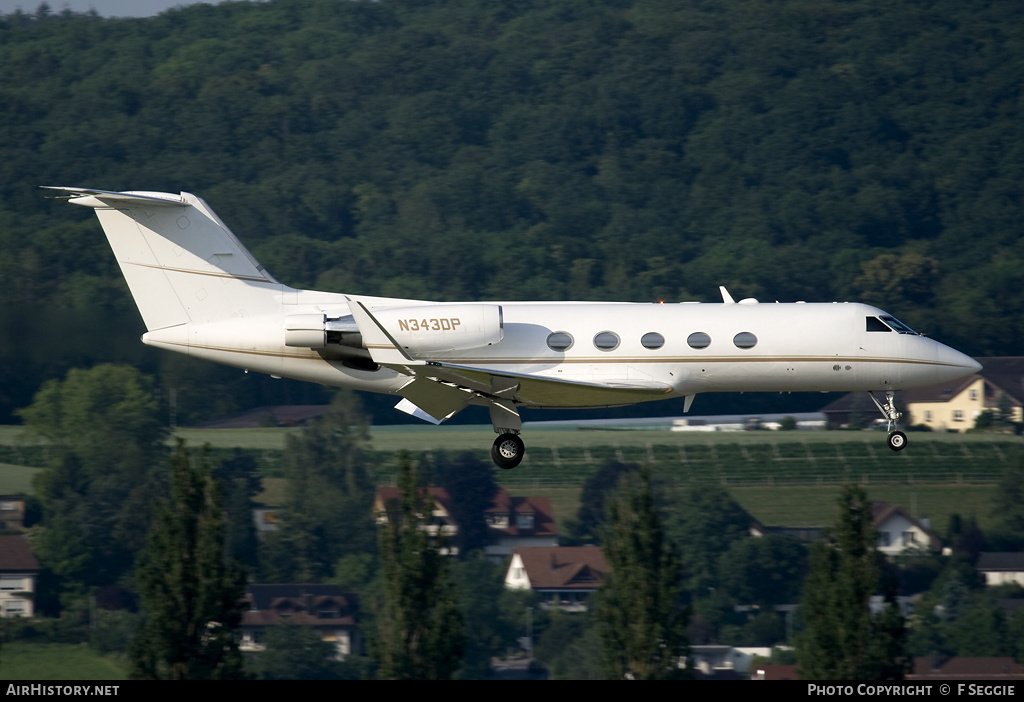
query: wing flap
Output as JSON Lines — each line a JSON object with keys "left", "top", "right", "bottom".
{"left": 396, "top": 377, "right": 473, "bottom": 422}
{"left": 393, "top": 360, "right": 671, "bottom": 408}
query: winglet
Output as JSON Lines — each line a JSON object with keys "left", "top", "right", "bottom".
{"left": 719, "top": 286, "right": 735, "bottom": 304}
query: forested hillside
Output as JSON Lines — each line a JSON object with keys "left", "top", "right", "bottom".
{"left": 1, "top": 0, "right": 1021, "bottom": 423}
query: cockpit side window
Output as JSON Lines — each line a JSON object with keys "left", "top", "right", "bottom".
{"left": 879, "top": 315, "right": 918, "bottom": 335}
{"left": 866, "top": 316, "right": 891, "bottom": 332}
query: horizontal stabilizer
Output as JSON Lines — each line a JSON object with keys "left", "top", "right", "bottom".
{"left": 42, "top": 186, "right": 186, "bottom": 207}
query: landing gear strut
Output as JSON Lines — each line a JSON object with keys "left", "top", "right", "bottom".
{"left": 488, "top": 399, "right": 525, "bottom": 469}
{"left": 870, "top": 390, "right": 907, "bottom": 452}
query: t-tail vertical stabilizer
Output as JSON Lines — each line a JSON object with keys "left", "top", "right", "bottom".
{"left": 42, "top": 187, "right": 283, "bottom": 331}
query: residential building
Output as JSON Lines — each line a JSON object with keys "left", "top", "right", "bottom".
{"left": 689, "top": 645, "right": 771, "bottom": 679}
{"left": 751, "top": 500, "right": 939, "bottom": 557}
{"left": 0, "top": 496, "right": 27, "bottom": 531}
{"left": 0, "top": 535, "right": 39, "bottom": 618}
{"left": 483, "top": 490, "right": 558, "bottom": 558}
{"left": 822, "top": 357, "right": 1023, "bottom": 432}
{"left": 373, "top": 486, "right": 557, "bottom": 557}
{"left": 872, "top": 501, "right": 942, "bottom": 556}
{"left": 976, "top": 552, "right": 1024, "bottom": 587}
{"left": 239, "top": 584, "right": 359, "bottom": 659}
{"left": 505, "top": 545, "right": 609, "bottom": 611}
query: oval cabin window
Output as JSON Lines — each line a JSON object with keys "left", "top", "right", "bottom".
{"left": 733, "top": 331, "right": 757, "bottom": 349}
{"left": 546, "top": 332, "right": 574, "bottom": 351}
{"left": 687, "top": 332, "right": 711, "bottom": 349}
{"left": 641, "top": 332, "right": 665, "bottom": 350}
{"left": 594, "top": 331, "right": 620, "bottom": 351}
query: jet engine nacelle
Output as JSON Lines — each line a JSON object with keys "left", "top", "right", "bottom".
{"left": 284, "top": 313, "right": 328, "bottom": 348}
{"left": 374, "top": 303, "right": 503, "bottom": 355}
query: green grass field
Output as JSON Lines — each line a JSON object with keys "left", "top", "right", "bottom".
{"left": 0, "top": 643, "right": 127, "bottom": 680}
{"left": 1, "top": 424, "right": 1018, "bottom": 531}
{"left": 0, "top": 463, "right": 41, "bottom": 495}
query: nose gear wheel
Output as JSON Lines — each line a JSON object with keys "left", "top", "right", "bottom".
{"left": 869, "top": 390, "right": 908, "bottom": 452}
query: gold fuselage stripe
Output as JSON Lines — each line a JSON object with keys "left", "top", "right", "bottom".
{"left": 177, "top": 340, "right": 965, "bottom": 370}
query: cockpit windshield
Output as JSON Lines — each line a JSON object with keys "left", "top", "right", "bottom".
{"left": 866, "top": 315, "right": 919, "bottom": 335}
{"left": 880, "top": 315, "right": 918, "bottom": 334}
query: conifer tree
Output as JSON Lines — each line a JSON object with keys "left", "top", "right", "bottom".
{"left": 439, "top": 452, "right": 498, "bottom": 558}
{"left": 797, "top": 484, "right": 908, "bottom": 680}
{"left": 373, "top": 454, "right": 464, "bottom": 679}
{"left": 596, "top": 467, "right": 688, "bottom": 679}
{"left": 130, "top": 442, "right": 246, "bottom": 680}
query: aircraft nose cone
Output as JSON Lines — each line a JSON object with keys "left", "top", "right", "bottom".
{"left": 935, "top": 344, "right": 981, "bottom": 380}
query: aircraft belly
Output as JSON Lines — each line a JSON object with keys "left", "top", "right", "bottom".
{"left": 514, "top": 381, "right": 673, "bottom": 408}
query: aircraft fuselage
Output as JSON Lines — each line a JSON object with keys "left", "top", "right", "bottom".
{"left": 142, "top": 291, "right": 977, "bottom": 405}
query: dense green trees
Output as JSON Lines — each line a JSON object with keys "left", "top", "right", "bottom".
{"left": 596, "top": 468, "right": 687, "bottom": 679}
{"left": 717, "top": 534, "right": 808, "bottom": 608}
{"left": 372, "top": 454, "right": 464, "bottom": 680}
{"left": 797, "top": 485, "right": 908, "bottom": 680}
{"left": 248, "top": 621, "right": 362, "bottom": 681}
{"left": 130, "top": 442, "right": 246, "bottom": 680}
{"left": 438, "top": 452, "right": 498, "bottom": 558}
{"left": 989, "top": 451, "right": 1024, "bottom": 550}
{"left": 22, "top": 364, "right": 168, "bottom": 597}
{"left": 259, "top": 392, "right": 376, "bottom": 582}
{"left": 567, "top": 459, "right": 637, "bottom": 544}
{"left": 664, "top": 484, "right": 752, "bottom": 595}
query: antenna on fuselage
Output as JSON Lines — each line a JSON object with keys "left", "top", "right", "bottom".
{"left": 719, "top": 286, "right": 736, "bottom": 304}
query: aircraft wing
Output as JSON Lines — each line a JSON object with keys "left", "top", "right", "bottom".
{"left": 412, "top": 361, "right": 673, "bottom": 407}
{"left": 347, "top": 299, "right": 672, "bottom": 421}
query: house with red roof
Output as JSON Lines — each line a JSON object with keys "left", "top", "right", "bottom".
{"left": 373, "top": 486, "right": 558, "bottom": 558}
{"left": 504, "top": 545, "right": 610, "bottom": 611}
{"left": 239, "top": 584, "right": 359, "bottom": 659}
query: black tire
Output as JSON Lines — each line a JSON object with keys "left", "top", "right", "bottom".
{"left": 887, "top": 431, "right": 907, "bottom": 452}
{"left": 491, "top": 433, "right": 525, "bottom": 469}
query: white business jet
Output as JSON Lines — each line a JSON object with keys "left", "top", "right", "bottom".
{"left": 44, "top": 187, "right": 981, "bottom": 468}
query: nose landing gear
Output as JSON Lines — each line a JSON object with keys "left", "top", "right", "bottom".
{"left": 887, "top": 429, "right": 907, "bottom": 451}
{"left": 870, "top": 390, "right": 907, "bottom": 452}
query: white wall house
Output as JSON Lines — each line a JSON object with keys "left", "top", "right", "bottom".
{"left": 0, "top": 536, "right": 39, "bottom": 618}
{"left": 872, "top": 502, "right": 942, "bottom": 557}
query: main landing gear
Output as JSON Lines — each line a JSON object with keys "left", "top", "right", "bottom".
{"left": 870, "top": 390, "right": 907, "bottom": 452}
{"left": 488, "top": 400, "right": 525, "bottom": 469}
{"left": 491, "top": 433, "right": 525, "bottom": 470}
